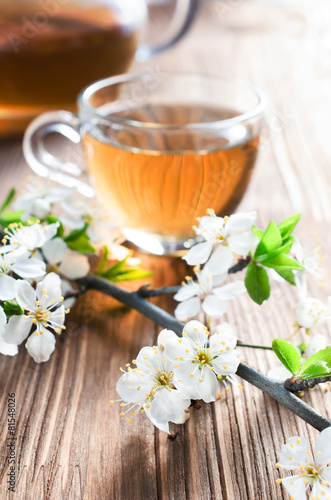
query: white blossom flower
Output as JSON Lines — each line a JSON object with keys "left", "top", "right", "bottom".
{"left": 0, "top": 247, "right": 46, "bottom": 300}
{"left": 3, "top": 273, "right": 68, "bottom": 363}
{"left": 276, "top": 426, "right": 331, "bottom": 500}
{"left": 183, "top": 209, "right": 258, "bottom": 274}
{"left": 42, "top": 237, "right": 90, "bottom": 280}
{"left": 174, "top": 265, "right": 246, "bottom": 322}
{"left": 1, "top": 222, "right": 59, "bottom": 254}
{"left": 295, "top": 297, "right": 327, "bottom": 331}
{"left": 292, "top": 236, "right": 325, "bottom": 284}
{"left": 61, "top": 195, "right": 114, "bottom": 243}
{"left": 13, "top": 177, "right": 70, "bottom": 220}
{"left": 113, "top": 331, "right": 191, "bottom": 433}
{"left": 0, "top": 306, "right": 18, "bottom": 357}
{"left": 160, "top": 320, "right": 240, "bottom": 403}
{"left": 268, "top": 334, "right": 327, "bottom": 382}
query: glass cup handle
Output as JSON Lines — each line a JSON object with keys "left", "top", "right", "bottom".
{"left": 23, "top": 111, "right": 94, "bottom": 198}
{"left": 136, "top": 0, "right": 199, "bottom": 61}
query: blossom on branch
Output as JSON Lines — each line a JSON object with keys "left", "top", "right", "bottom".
{"left": 0, "top": 247, "right": 45, "bottom": 300}
{"left": 174, "top": 265, "right": 246, "bottom": 321}
{"left": 3, "top": 273, "right": 68, "bottom": 363}
{"left": 113, "top": 331, "right": 191, "bottom": 433}
{"left": 160, "top": 320, "right": 240, "bottom": 403}
{"left": 42, "top": 237, "right": 90, "bottom": 280}
{"left": 1, "top": 222, "right": 59, "bottom": 254}
{"left": 183, "top": 209, "right": 258, "bottom": 274}
{"left": 276, "top": 426, "right": 331, "bottom": 500}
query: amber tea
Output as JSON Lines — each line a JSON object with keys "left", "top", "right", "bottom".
{"left": 83, "top": 104, "right": 259, "bottom": 241}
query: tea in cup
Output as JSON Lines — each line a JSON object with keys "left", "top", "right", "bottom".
{"left": 23, "top": 72, "right": 267, "bottom": 255}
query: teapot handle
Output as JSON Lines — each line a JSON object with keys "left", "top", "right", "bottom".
{"left": 136, "top": 0, "right": 199, "bottom": 61}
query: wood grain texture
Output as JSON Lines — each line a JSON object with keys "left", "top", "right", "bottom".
{"left": 1, "top": 1, "right": 331, "bottom": 499}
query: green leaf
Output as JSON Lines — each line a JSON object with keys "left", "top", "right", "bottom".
{"left": 0, "top": 189, "right": 16, "bottom": 213}
{"left": 67, "top": 234, "right": 95, "bottom": 253}
{"left": 261, "top": 253, "right": 304, "bottom": 271}
{"left": 244, "top": 263, "right": 270, "bottom": 305}
{"left": 0, "top": 210, "right": 24, "bottom": 228}
{"left": 277, "top": 214, "right": 300, "bottom": 240}
{"left": 255, "top": 238, "right": 294, "bottom": 263}
{"left": 97, "top": 246, "right": 109, "bottom": 274}
{"left": 105, "top": 268, "right": 153, "bottom": 282}
{"left": 298, "top": 361, "right": 331, "bottom": 380}
{"left": 65, "top": 224, "right": 89, "bottom": 242}
{"left": 46, "top": 215, "right": 64, "bottom": 238}
{"left": 272, "top": 339, "right": 301, "bottom": 376}
{"left": 273, "top": 269, "right": 296, "bottom": 286}
{"left": 254, "top": 221, "right": 282, "bottom": 259}
{"left": 299, "top": 347, "right": 331, "bottom": 377}
{"left": 3, "top": 300, "right": 23, "bottom": 318}
{"left": 252, "top": 226, "right": 264, "bottom": 239}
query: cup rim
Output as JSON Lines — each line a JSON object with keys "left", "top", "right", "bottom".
{"left": 78, "top": 71, "right": 268, "bottom": 130}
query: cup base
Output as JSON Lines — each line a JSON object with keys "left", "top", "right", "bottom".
{"left": 122, "top": 228, "right": 197, "bottom": 256}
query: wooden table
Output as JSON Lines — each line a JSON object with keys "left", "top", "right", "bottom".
{"left": 1, "top": 2, "right": 331, "bottom": 498}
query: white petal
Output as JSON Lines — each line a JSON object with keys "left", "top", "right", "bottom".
{"left": 228, "top": 232, "right": 258, "bottom": 256}
{"left": 36, "top": 273, "right": 62, "bottom": 305}
{"left": 204, "top": 245, "right": 233, "bottom": 275}
{"left": 295, "top": 298, "right": 326, "bottom": 329}
{"left": 281, "top": 475, "right": 307, "bottom": 500}
{"left": 182, "top": 320, "right": 208, "bottom": 347}
{"left": 213, "top": 280, "right": 246, "bottom": 300}
{"left": 0, "top": 306, "right": 6, "bottom": 329}
{"left": 48, "top": 305, "right": 66, "bottom": 333}
{"left": 175, "top": 362, "right": 201, "bottom": 386}
{"left": 32, "top": 199, "right": 51, "bottom": 219}
{"left": 174, "top": 284, "right": 198, "bottom": 302}
{"left": 136, "top": 346, "right": 168, "bottom": 375}
{"left": 279, "top": 437, "right": 310, "bottom": 469}
{"left": 162, "top": 334, "right": 192, "bottom": 362}
{"left": 212, "top": 352, "right": 240, "bottom": 376}
{"left": 182, "top": 241, "right": 213, "bottom": 266}
{"left": 196, "top": 367, "right": 218, "bottom": 403}
{"left": 311, "top": 481, "right": 331, "bottom": 500}
{"left": 314, "top": 426, "right": 331, "bottom": 465}
{"left": 59, "top": 254, "right": 90, "bottom": 280}
{"left": 60, "top": 215, "right": 85, "bottom": 229}
{"left": 294, "top": 271, "right": 308, "bottom": 300}
{"left": 305, "top": 334, "right": 327, "bottom": 359}
{"left": 116, "top": 371, "right": 153, "bottom": 404}
{"left": 25, "top": 328, "right": 56, "bottom": 363}
{"left": 42, "top": 238, "right": 68, "bottom": 265}
{"left": 267, "top": 365, "right": 291, "bottom": 382}
{"left": 0, "top": 334, "right": 18, "bottom": 356}
{"left": 174, "top": 382, "right": 201, "bottom": 400}
{"left": 202, "top": 294, "right": 227, "bottom": 318}
{"left": 86, "top": 224, "right": 107, "bottom": 243}
{"left": 0, "top": 274, "right": 16, "bottom": 300}
{"left": 15, "top": 280, "right": 36, "bottom": 310}
{"left": 12, "top": 258, "right": 46, "bottom": 279}
{"left": 144, "top": 407, "right": 170, "bottom": 433}
{"left": 226, "top": 211, "right": 257, "bottom": 232}
{"left": 3, "top": 315, "right": 33, "bottom": 345}
{"left": 157, "top": 329, "right": 176, "bottom": 351}
{"left": 321, "top": 467, "right": 331, "bottom": 486}
{"left": 210, "top": 322, "right": 237, "bottom": 351}
{"left": 174, "top": 297, "right": 201, "bottom": 322}
{"left": 149, "top": 388, "right": 190, "bottom": 426}
{"left": 42, "top": 223, "right": 60, "bottom": 243}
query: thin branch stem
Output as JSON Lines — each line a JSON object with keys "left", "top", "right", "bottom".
{"left": 80, "top": 275, "right": 331, "bottom": 432}
{"left": 284, "top": 376, "right": 331, "bottom": 393}
{"left": 237, "top": 342, "right": 273, "bottom": 351}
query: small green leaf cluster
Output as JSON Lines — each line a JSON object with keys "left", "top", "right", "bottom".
{"left": 272, "top": 338, "right": 331, "bottom": 380}
{"left": 245, "top": 215, "right": 304, "bottom": 305}
{"left": 96, "top": 247, "right": 152, "bottom": 283}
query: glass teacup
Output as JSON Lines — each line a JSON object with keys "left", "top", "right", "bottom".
{"left": 23, "top": 72, "right": 267, "bottom": 255}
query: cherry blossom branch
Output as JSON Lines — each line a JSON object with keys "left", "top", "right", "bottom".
{"left": 80, "top": 275, "right": 331, "bottom": 432}
{"left": 284, "top": 376, "right": 331, "bottom": 392}
{"left": 237, "top": 342, "right": 273, "bottom": 351}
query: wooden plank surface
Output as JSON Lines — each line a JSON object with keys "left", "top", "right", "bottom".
{"left": 1, "top": 2, "right": 331, "bottom": 499}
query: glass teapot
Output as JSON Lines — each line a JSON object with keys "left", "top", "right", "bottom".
{"left": 0, "top": 0, "right": 198, "bottom": 136}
